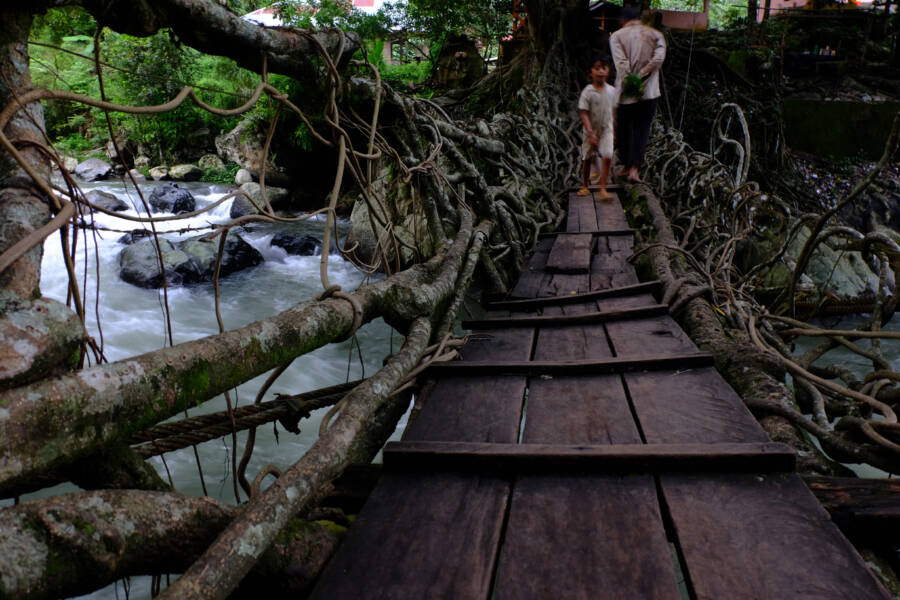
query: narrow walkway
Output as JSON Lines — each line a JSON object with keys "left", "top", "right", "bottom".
{"left": 310, "top": 190, "right": 890, "bottom": 599}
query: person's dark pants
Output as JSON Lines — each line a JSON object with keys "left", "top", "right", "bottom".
{"left": 616, "top": 98, "right": 658, "bottom": 169}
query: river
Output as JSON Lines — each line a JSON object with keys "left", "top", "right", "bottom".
{"left": 3, "top": 178, "right": 400, "bottom": 599}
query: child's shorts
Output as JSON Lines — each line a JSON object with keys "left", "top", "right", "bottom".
{"left": 582, "top": 130, "right": 613, "bottom": 161}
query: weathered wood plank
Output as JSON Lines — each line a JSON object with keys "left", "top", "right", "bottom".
{"left": 493, "top": 475, "right": 683, "bottom": 600}
{"left": 663, "top": 473, "right": 891, "bottom": 600}
{"left": 424, "top": 352, "right": 714, "bottom": 376}
{"left": 383, "top": 441, "right": 797, "bottom": 474}
{"left": 310, "top": 472, "right": 510, "bottom": 600}
{"left": 539, "top": 228, "right": 634, "bottom": 238}
{"left": 626, "top": 368, "right": 770, "bottom": 444}
{"left": 546, "top": 233, "right": 593, "bottom": 273}
{"left": 487, "top": 281, "right": 661, "bottom": 311}
{"left": 523, "top": 376, "right": 642, "bottom": 444}
{"left": 594, "top": 193, "right": 630, "bottom": 230}
{"left": 407, "top": 326, "right": 533, "bottom": 442}
{"left": 566, "top": 193, "right": 599, "bottom": 233}
{"left": 803, "top": 475, "right": 900, "bottom": 543}
{"left": 508, "top": 237, "right": 553, "bottom": 299}
{"left": 605, "top": 313, "right": 699, "bottom": 356}
{"left": 462, "top": 305, "right": 668, "bottom": 329}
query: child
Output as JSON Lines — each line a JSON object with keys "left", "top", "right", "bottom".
{"left": 577, "top": 54, "right": 616, "bottom": 200}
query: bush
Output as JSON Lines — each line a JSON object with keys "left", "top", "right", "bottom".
{"left": 201, "top": 162, "right": 241, "bottom": 184}
{"left": 380, "top": 61, "right": 431, "bottom": 90}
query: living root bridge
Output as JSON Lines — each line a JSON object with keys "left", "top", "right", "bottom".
{"left": 0, "top": 212, "right": 477, "bottom": 498}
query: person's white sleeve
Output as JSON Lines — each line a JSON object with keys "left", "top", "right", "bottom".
{"left": 641, "top": 32, "right": 666, "bottom": 77}
{"left": 610, "top": 34, "right": 629, "bottom": 80}
{"left": 577, "top": 87, "right": 590, "bottom": 112}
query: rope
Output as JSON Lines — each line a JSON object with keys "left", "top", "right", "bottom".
{"left": 129, "top": 379, "right": 363, "bottom": 458}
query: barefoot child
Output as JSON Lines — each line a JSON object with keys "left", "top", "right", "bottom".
{"left": 577, "top": 54, "right": 616, "bottom": 199}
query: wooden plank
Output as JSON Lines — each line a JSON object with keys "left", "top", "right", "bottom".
{"left": 508, "top": 237, "right": 553, "bottom": 299}
{"left": 309, "top": 471, "right": 510, "bottom": 600}
{"left": 804, "top": 475, "right": 900, "bottom": 543}
{"left": 462, "top": 304, "right": 668, "bottom": 329}
{"left": 663, "top": 473, "right": 891, "bottom": 600}
{"left": 537, "top": 272, "right": 590, "bottom": 296}
{"left": 625, "top": 368, "right": 770, "bottom": 444}
{"left": 605, "top": 314, "right": 699, "bottom": 356}
{"left": 523, "top": 376, "right": 641, "bottom": 444}
{"left": 407, "top": 326, "right": 533, "bottom": 442}
{"left": 493, "top": 475, "right": 683, "bottom": 600}
{"left": 545, "top": 233, "right": 593, "bottom": 273}
{"left": 540, "top": 228, "right": 633, "bottom": 238}
{"left": 383, "top": 441, "right": 797, "bottom": 474}
{"left": 424, "top": 352, "right": 715, "bottom": 376}
{"left": 487, "top": 281, "right": 661, "bottom": 311}
{"left": 594, "top": 193, "right": 630, "bottom": 230}
{"left": 566, "top": 194, "right": 599, "bottom": 233}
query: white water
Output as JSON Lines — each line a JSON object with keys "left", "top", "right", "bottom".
{"left": 5, "top": 178, "right": 403, "bottom": 598}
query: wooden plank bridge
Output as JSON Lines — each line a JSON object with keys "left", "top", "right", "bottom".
{"left": 311, "top": 190, "right": 890, "bottom": 599}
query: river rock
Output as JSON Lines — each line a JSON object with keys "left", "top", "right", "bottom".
{"left": 234, "top": 168, "right": 253, "bottom": 185}
{"left": 60, "top": 156, "right": 79, "bottom": 172}
{"left": 755, "top": 225, "right": 882, "bottom": 299}
{"left": 105, "top": 138, "right": 137, "bottom": 167}
{"left": 74, "top": 158, "right": 112, "bottom": 182}
{"left": 85, "top": 189, "right": 128, "bottom": 212}
{"left": 168, "top": 163, "right": 203, "bottom": 181}
{"left": 117, "top": 229, "right": 153, "bottom": 244}
{"left": 134, "top": 155, "right": 150, "bottom": 169}
{"left": 148, "top": 182, "right": 196, "bottom": 214}
{"left": 128, "top": 169, "right": 147, "bottom": 182}
{"left": 118, "top": 233, "right": 263, "bottom": 288}
{"left": 149, "top": 166, "right": 169, "bottom": 180}
{"left": 271, "top": 232, "right": 321, "bottom": 256}
{"left": 198, "top": 154, "right": 225, "bottom": 171}
{"left": 215, "top": 118, "right": 267, "bottom": 172}
{"left": 230, "top": 182, "right": 289, "bottom": 218}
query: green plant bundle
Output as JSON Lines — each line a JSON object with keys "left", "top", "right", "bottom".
{"left": 622, "top": 73, "right": 645, "bottom": 99}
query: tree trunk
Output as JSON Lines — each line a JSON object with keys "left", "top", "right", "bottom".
{"left": 0, "top": 489, "right": 340, "bottom": 600}
{"left": 0, "top": 7, "right": 85, "bottom": 389}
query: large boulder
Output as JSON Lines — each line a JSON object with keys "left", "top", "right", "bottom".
{"left": 752, "top": 225, "right": 883, "bottom": 299}
{"left": 198, "top": 154, "right": 225, "bottom": 171}
{"left": 168, "top": 163, "right": 203, "bottom": 181}
{"left": 134, "top": 155, "right": 151, "bottom": 170}
{"left": 85, "top": 190, "right": 128, "bottom": 212}
{"left": 215, "top": 118, "right": 267, "bottom": 172}
{"left": 271, "top": 232, "right": 321, "bottom": 256}
{"left": 149, "top": 166, "right": 169, "bottom": 180}
{"left": 230, "top": 182, "right": 290, "bottom": 218}
{"left": 128, "top": 169, "right": 147, "bottom": 182}
{"left": 74, "top": 158, "right": 112, "bottom": 182}
{"left": 148, "top": 182, "right": 196, "bottom": 214}
{"left": 118, "top": 233, "right": 263, "bottom": 288}
{"left": 234, "top": 168, "right": 253, "bottom": 185}
{"left": 105, "top": 138, "right": 137, "bottom": 167}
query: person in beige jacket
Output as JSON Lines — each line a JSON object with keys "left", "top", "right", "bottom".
{"left": 610, "top": 5, "right": 666, "bottom": 183}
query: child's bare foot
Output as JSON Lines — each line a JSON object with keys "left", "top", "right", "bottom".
{"left": 596, "top": 190, "right": 612, "bottom": 201}
{"left": 576, "top": 187, "right": 591, "bottom": 196}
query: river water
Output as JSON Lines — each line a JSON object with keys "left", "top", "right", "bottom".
{"left": 5, "top": 178, "right": 399, "bottom": 599}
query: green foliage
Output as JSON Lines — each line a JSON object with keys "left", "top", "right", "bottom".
{"left": 380, "top": 61, "right": 431, "bottom": 89}
{"left": 201, "top": 162, "right": 241, "bottom": 184}
{"left": 652, "top": 0, "right": 744, "bottom": 29}
{"left": 30, "top": 6, "right": 264, "bottom": 163}
{"left": 382, "top": 0, "right": 513, "bottom": 60}
{"left": 54, "top": 133, "right": 96, "bottom": 155}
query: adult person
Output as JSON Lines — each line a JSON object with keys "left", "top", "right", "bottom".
{"left": 610, "top": 5, "right": 666, "bottom": 183}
